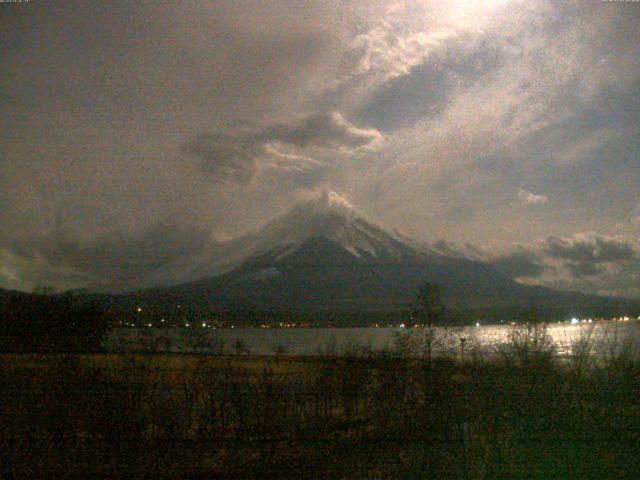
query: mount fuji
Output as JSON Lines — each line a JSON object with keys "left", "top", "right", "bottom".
{"left": 122, "top": 192, "right": 627, "bottom": 321}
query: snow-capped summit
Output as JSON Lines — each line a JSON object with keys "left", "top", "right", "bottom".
{"left": 197, "top": 191, "right": 423, "bottom": 273}
{"left": 140, "top": 190, "right": 427, "bottom": 289}
{"left": 297, "top": 190, "right": 357, "bottom": 217}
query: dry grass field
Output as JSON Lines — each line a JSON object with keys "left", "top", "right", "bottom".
{"left": 1, "top": 337, "right": 639, "bottom": 478}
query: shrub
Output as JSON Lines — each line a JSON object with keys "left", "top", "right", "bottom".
{"left": 495, "top": 322, "right": 556, "bottom": 368}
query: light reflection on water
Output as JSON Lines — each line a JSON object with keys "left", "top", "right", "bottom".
{"left": 107, "top": 322, "right": 640, "bottom": 357}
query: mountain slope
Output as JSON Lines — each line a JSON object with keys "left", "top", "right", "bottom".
{"left": 123, "top": 193, "right": 638, "bottom": 320}
{"left": 188, "top": 191, "right": 424, "bottom": 278}
{"left": 191, "top": 238, "right": 517, "bottom": 309}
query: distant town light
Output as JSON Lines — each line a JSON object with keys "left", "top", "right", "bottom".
{"left": 571, "top": 318, "right": 579, "bottom": 325}
{"left": 475, "top": 322, "right": 480, "bottom": 327}
{"left": 136, "top": 307, "right": 142, "bottom": 313}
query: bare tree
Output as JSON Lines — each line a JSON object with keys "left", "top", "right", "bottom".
{"left": 411, "top": 282, "right": 445, "bottom": 363}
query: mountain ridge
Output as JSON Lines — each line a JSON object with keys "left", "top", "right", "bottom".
{"left": 122, "top": 195, "right": 635, "bottom": 320}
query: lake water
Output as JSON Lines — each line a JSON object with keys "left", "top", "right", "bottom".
{"left": 106, "top": 321, "right": 640, "bottom": 357}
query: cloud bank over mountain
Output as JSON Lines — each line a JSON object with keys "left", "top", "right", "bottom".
{"left": 1, "top": 1, "right": 639, "bottom": 296}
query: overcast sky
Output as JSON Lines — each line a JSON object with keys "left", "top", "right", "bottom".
{"left": 1, "top": 0, "right": 639, "bottom": 297}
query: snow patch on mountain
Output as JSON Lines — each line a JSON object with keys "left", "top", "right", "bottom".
{"left": 187, "top": 191, "right": 425, "bottom": 280}
{"left": 431, "top": 240, "right": 489, "bottom": 262}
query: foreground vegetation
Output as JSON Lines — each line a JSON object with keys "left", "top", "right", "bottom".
{"left": 1, "top": 325, "right": 639, "bottom": 479}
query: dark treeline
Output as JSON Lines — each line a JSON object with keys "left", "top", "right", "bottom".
{"left": 2, "top": 283, "right": 639, "bottom": 345}
{"left": 0, "top": 291, "right": 110, "bottom": 352}
{"left": 109, "top": 296, "right": 640, "bottom": 328}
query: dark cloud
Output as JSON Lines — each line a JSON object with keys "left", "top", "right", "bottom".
{"left": 489, "top": 234, "right": 638, "bottom": 284}
{"left": 356, "top": 34, "right": 505, "bottom": 131}
{"left": 262, "top": 112, "right": 381, "bottom": 149}
{"left": 183, "top": 112, "right": 380, "bottom": 184}
{"left": 5, "top": 224, "right": 211, "bottom": 291}
{"left": 565, "top": 261, "right": 600, "bottom": 278}
{"left": 536, "top": 234, "right": 640, "bottom": 297}
{"left": 490, "top": 250, "right": 546, "bottom": 279}
{"left": 182, "top": 133, "right": 260, "bottom": 184}
{"left": 432, "top": 233, "right": 640, "bottom": 298}
{"left": 545, "top": 235, "right": 635, "bottom": 270}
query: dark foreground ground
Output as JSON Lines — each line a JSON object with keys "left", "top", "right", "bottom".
{"left": 1, "top": 347, "right": 639, "bottom": 479}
